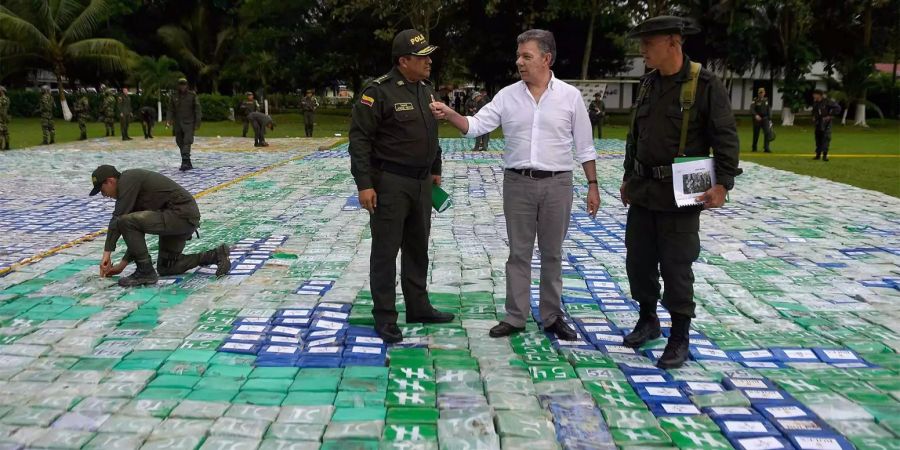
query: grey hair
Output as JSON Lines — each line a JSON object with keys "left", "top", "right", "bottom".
{"left": 517, "top": 29, "right": 556, "bottom": 66}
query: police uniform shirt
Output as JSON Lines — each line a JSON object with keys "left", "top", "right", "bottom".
{"left": 349, "top": 67, "right": 442, "bottom": 191}
{"left": 624, "top": 55, "right": 740, "bottom": 212}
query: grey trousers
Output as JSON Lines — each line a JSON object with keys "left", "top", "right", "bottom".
{"left": 502, "top": 170, "right": 573, "bottom": 328}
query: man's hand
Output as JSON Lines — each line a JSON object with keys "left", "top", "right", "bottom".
{"left": 696, "top": 184, "right": 727, "bottom": 209}
{"left": 432, "top": 175, "right": 441, "bottom": 186}
{"left": 619, "top": 181, "right": 630, "bottom": 207}
{"left": 430, "top": 102, "right": 453, "bottom": 120}
{"left": 165, "top": 121, "right": 171, "bottom": 128}
{"left": 104, "top": 259, "right": 128, "bottom": 277}
{"left": 99, "top": 251, "right": 112, "bottom": 277}
{"left": 754, "top": 114, "right": 761, "bottom": 122}
{"left": 587, "top": 185, "right": 600, "bottom": 217}
{"left": 359, "top": 188, "right": 377, "bottom": 214}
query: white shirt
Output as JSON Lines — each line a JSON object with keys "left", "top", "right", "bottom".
{"left": 465, "top": 73, "right": 596, "bottom": 171}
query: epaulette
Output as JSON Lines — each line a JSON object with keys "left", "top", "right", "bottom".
{"left": 372, "top": 73, "right": 392, "bottom": 85}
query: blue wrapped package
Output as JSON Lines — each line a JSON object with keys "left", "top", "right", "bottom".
{"left": 812, "top": 348, "right": 864, "bottom": 365}
{"left": 273, "top": 317, "right": 311, "bottom": 328}
{"left": 716, "top": 419, "right": 782, "bottom": 438}
{"left": 314, "top": 302, "right": 351, "bottom": 313}
{"left": 217, "top": 341, "right": 261, "bottom": 355}
{"left": 730, "top": 436, "right": 796, "bottom": 450}
{"left": 635, "top": 385, "right": 691, "bottom": 404}
{"left": 723, "top": 378, "right": 777, "bottom": 391}
{"left": 649, "top": 403, "right": 702, "bottom": 416}
{"left": 771, "top": 348, "right": 820, "bottom": 363}
{"left": 788, "top": 435, "right": 854, "bottom": 450}
{"left": 727, "top": 349, "right": 777, "bottom": 362}
{"left": 704, "top": 407, "right": 766, "bottom": 422}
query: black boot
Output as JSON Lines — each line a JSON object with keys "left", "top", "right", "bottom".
{"left": 813, "top": 153, "right": 821, "bottom": 160}
{"left": 49, "top": 137, "right": 55, "bottom": 144}
{"left": 822, "top": 152, "right": 829, "bottom": 162}
{"left": 118, "top": 260, "right": 159, "bottom": 287}
{"left": 41, "top": 139, "right": 49, "bottom": 145}
{"left": 376, "top": 322, "right": 403, "bottom": 344}
{"left": 657, "top": 313, "right": 691, "bottom": 369}
{"left": 179, "top": 158, "right": 193, "bottom": 171}
{"left": 624, "top": 303, "right": 662, "bottom": 348}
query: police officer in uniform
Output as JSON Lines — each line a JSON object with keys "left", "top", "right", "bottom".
{"left": 118, "top": 87, "right": 133, "bottom": 141}
{"left": 619, "top": 16, "right": 740, "bottom": 369}
{"left": 166, "top": 78, "right": 202, "bottom": 171}
{"left": 239, "top": 92, "right": 259, "bottom": 138}
{"left": 589, "top": 92, "right": 606, "bottom": 139}
{"left": 139, "top": 106, "right": 156, "bottom": 139}
{"left": 91, "top": 165, "right": 232, "bottom": 287}
{"left": 38, "top": 85, "right": 55, "bottom": 145}
{"left": 74, "top": 89, "right": 90, "bottom": 141}
{"left": 301, "top": 89, "right": 319, "bottom": 137}
{"left": 751, "top": 87, "right": 771, "bottom": 152}
{"left": 349, "top": 29, "right": 455, "bottom": 343}
{"left": 0, "top": 86, "right": 10, "bottom": 150}
{"left": 473, "top": 90, "right": 491, "bottom": 151}
{"left": 247, "top": 111, "right": 275, "bottom": 147}
{"left": 812, "top": 89, "right": 841, "bottom": 161}
{"left": 102, "top": 88, "right": 116, "bottom": 137}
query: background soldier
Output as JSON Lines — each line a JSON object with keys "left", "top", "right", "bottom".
{"left": 38, "top": 85, "right": 55, "bottom": 145}
{"left": 139, "top": 106, "right": 156, "bottom": 139}
{"left": 118, "top": 87, "right": 133, "bottom": 141}
{"left": 589, "top": 92, "right": 606, "bottom": 139}
{"left": 349, "top": 29, "right": 454, "bottom": 343}
{"left": 102, "top": 88, "right": 116, "bottom": 136}
{"left": 247, "top": 111, "right": 275, "bottom": 147}
{"left": 473, "top": 89, "right": 491, "bottom": 151}
{"left": 91, "top": 165, "right": 231, "bottom": 287}
{"left": 619, "top": 16, "right": 740, "bottom": 370}
{"left": 74, "top": 89, "right": 90, "bottom": 140}
{"left": 812, "top": 89, "right": 841, "bottom": 161}
{"left": 166, "top": 78, "right": 202, "bottom": 171}
{"left": 238, "top": 92, "right": 259, "bottom": 138}
{"left": 0, "top": 86, "right": 9, "bottom": 150}
{"left": 301, "top": 89, "right": 319, "bottom": 137}
{"left": 464, "top": 92, "right": 479, "bottom": 150}
{"left": 751, "top": 87, "right": 772, "bottom": 152}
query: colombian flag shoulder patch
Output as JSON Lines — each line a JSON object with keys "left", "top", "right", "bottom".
{"left": 360, "top": 94, "right": 375, "bottom": 107}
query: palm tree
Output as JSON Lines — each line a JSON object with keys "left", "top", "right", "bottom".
{"left": 0, "top": 0, "right": 130, "bottom": 120}
{"left": 135, "top": 55, "right": 183, "bottom": 122}
{"left": 157, "top": 1, "right": 236, "bottom": 94}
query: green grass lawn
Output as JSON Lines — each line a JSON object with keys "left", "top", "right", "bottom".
{"left": 5, "top": 112, "right": 899, "bottom": 197}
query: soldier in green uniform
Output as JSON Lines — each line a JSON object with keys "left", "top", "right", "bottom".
{"left": 91, "top": 164, "right": 232, "bottom": 287}
{"left": 301, "top": 90, "right": 319, "bottom": 137}
{"left": 38, "top": 85, "right": 55, "bottom": 145}
{"left": 166, "top": 78, "right": 202, "bottom": 171}
{"left": 812, "top": 89, "right": 841, "bottom": 161}
{"left": 349, "top": 29, "right": 455, "bottom": 343}
{"left": 0, "top": 86, "right": 10, "bottom": 150}
{"left": 139, "top": 106, "right": 156, "bottom": 139}
{"left": 589, "top": 92, "right": 606, "bottom": 139}
{"left": 247, "top": 111, "right": 275, "bottom": 147}
{"left": 102, "top": 89, "right": 116, "bottom": 137}
{"left": 751, "top": 87, "right": 772, "bottom": 153}
{"left": 238, "top": 92, "right": 259, "bottom": 138}
{"left": 619, "top": 16, "right": 740, "bottom": 369}
{"left": 118, "top": 87, "right": 133, "bottom": 141}
{"left": 464, "top": 92, "right": 479, "bottom": 150}
{"left": 73, "top": 89, "right": 90, "bottom": 141}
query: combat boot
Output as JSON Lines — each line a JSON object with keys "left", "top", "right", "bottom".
{"left": 656, "top": 313, "right": 691, "bottom": 369}
{"left": 118, "top": 260, "right": 159, "bottom": 287}
{"left": 623, "top": 302, "right": 662, "bottom": 348}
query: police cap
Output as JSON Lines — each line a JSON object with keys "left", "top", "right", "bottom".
{"left": 392, "top": 29, "right": 438, "bottom": 60}
{"left": 627, "top": 16, "right": 700, "bottom": 38}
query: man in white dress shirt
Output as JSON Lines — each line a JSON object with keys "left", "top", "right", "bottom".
{"left": 431, "top": 29, "right": 600, "bottom": 341}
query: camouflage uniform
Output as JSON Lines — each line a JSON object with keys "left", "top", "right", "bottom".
{"left": 102, "top": 90, "right": 116, "bottom": 136}
{"left": 74, "top": 93, "right": 90, "bottom": 140}
{"left": 39, "top": 87, "right": 55, "bottom": 145}
{"left": 0, "top": 87, "right": 10, "bottom": 150}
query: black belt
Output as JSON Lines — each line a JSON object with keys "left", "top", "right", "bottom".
{"left": 506, "top": 168, "right": 571, "bottom": 179}
{"left": 633, "top": 159, "right": 672, "bottom": 180}
{"left": 374, "top": 159, "right": 430, "bottom": 180}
